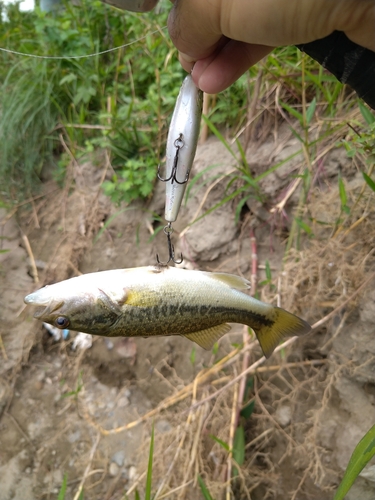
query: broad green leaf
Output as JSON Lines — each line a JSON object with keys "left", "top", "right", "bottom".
{"left": 338, "top": 176, "right": 347, "bottom": 207}
{"left": 59, "top": 73, "right": 77, "bottom": 85}
{"left": 58, "top": 474, "right": 68, "bottom": 500}
{"left": 240, "top": 400, "right": 255, "bottom": 420}
{"left": 289, "top": 126, "right": 304, "bottom": 143}
{"left": 363, "top": 172, "right": 375, "bottom": 192}
{"left": 233, "top": 425, "right": 245, "bottom": 466}
{"left": 358, "top": 101, "right": 375, "bottom": 125}
{"left": 210, "top": 435, "right": 230, "bottom": 452}
{"left": 306, "top": 97, "right": 317, "bottom": 124}
{"left": 198, "top": 475, "right": 214, "bottom": 500}
{"left": 295, "top": 218, "right": 313, "bottom": 235}
{"left": 334, "top": 424, "right": 375, "bottom": 500}
{"left": 234, "top": 195, "right": 251, "bottom": 224}
{"left": 280, "top": 100, "right": 304, "bottom": 124}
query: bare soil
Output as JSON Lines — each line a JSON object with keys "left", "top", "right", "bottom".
{"left": 0, "top": 128, "right": 374, "bottom": 500}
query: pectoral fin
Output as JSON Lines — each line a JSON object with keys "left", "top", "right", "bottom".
{"left": 253, "top": 307, "right": 311, "bottom": 358}
{"left": 184, "top": 323, "right": 231, "bottom": 350}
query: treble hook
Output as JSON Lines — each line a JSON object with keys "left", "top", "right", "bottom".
{"left": 157, "top": 134, "right": 189, "bottom": 185}
{"left": 156, "top": 223, "right": 183, "bottom": 266}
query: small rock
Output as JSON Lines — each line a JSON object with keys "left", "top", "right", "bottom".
{"left": 105, "top": 339, "right": 114, "bottom": 350}
{"left": 275, "top": 405, "right": 292, "bottom": 427}
{"left": 112, "top": 450, "right": 125, "bottom": 467}
{"left": 118, "top": 397, "right": 129, "bottom": 408}
{"left": 155, "top": 419, "right": 172, "bottom": 433}
{"left": 109, "top": 462, "right": 119, "bottom": 477}
{"left": 128, "top": 466, "right": 137, "bottom": 481}
{"left": 68, "top": 430, "right": 81, "bottom": 443}
{"left": 25, "top": 467, "right": 32, "bottom": 474}
{"left": 71, "top": 332, "right": 92, "bottom": 351}
{"left": 360, "top": 465, "right": 375, "bottom": 482}
{"left": 34, "top": 380, "right": 44, "bottom": 391}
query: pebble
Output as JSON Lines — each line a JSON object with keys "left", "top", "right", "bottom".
{"left": 25, "top": 467, "right": 32, "bottom": 474}
{"left": 155, "top": 419, "right": 172, "bottom": 433}
{"left": 105, "top": 339, "right": 114, "bottom": 350}
{"left": 118, "top": 397, "right": 129, "bottom": 408}
{"left": 360, "top": 465, "right": 375, "bottom": 482}
{"left": 109, "top": 462, "right": 119, "bottom": 477}
{"left": 275, "top": 406, "right": 292, "bottom": 427}
{"left": 34, "top": 380, "right": 44, "bottom": 391}
{"left": 112, "top": 450, "right": 125, "bottom": 467}
{"left": 128, "top": 466, "right": 137, "bottom": 481}
{"left": 68, "top": 430, "right": 81, "bottom": 443}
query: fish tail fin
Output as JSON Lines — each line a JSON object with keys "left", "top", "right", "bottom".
{"left": 253, "top": 307, "right": 311, "bottom": 359}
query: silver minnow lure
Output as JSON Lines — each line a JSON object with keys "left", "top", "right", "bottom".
{"left": 163, "top": 75, "right": 203, "bottom": 222}
{"left": 24, "top": 266, "right": 311, "bottom": 358}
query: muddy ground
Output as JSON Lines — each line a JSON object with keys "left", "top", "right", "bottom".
{"left": 0, "top": 126, "right": 374, "bottom": 500}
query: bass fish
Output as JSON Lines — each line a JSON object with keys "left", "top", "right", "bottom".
{"left": 24, "top": 266, "right": 311, "bottom": 358}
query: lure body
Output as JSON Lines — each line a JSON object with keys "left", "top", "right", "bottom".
{"left": 164, "top": 75, "right": 203, "bottom": 222}
{"left": 24, "top": 266, "right": 311, "bottom": 358}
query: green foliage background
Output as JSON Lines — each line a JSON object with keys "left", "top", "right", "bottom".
{"left": 0, "top": 0, "right": 249, "bottom": 204}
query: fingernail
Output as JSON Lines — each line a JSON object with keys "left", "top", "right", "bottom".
{"left": 180, "top": 52, "right": 196, "bottom": 64}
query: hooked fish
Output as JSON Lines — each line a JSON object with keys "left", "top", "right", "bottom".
{"left": 24, "top": 266, "right": 311, "bottom": 358}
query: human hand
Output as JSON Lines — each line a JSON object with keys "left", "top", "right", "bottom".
{"left": 168, "top": 0, "right": 375, "bottom": 94}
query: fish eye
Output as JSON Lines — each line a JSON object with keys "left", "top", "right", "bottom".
{"left": 55, "top": 316, "right": 70, "bottom": 329}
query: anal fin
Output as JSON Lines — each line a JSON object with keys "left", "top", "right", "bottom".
{"left": 184, "top": 324, "right": 231, "bottom": 350}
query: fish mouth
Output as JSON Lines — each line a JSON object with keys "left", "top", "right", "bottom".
{"left": 31, "top": 301, "right": 64, "bottom": 320}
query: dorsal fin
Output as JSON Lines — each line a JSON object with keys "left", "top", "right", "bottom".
{"left": 206, "top": 272, "right": 251, "bottom": 291}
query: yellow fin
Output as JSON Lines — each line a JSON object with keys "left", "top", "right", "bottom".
{"left": 253, "top": 307, "right": 311, "bottom": 358}
{"left": 207, "top": 272, "right": 251, "bottom": 290}
{"left": 184, "top": 324, "right": 231, "bottom": 350}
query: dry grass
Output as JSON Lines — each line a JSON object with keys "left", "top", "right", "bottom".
{"left": 77, "top": 177, "right": 375, "bottom": 499}
{"left": 6, "top": 123, "right": 375, "bottom": 499}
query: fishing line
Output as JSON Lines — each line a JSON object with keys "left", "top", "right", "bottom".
{"left": 0, "top": 26, "right": 167, "bottom": 60}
